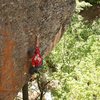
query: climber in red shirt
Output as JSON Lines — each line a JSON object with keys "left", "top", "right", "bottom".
{"left": 29, "top": 35, "right": 43, "bottom": 75}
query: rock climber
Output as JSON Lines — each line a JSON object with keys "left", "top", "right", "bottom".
{"left": 29, "top": 35, "right": 43, "bottom": 75}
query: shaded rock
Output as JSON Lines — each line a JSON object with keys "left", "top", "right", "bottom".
{"left": 80, "top": 4, "right": 100, "bottom": 22}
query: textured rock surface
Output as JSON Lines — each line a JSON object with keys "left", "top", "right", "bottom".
{"left": 0, "top": 0, "right": 75, "bottom": 100}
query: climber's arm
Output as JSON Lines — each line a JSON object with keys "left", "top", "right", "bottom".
{"left": 35, "top": 35, "right": 41, "bottom": 55}
{"left": 36, "top": 35, "right": 40, "bottom": 47}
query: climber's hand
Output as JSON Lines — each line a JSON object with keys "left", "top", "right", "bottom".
{"left": 32, "top": 65, "right": 35, "bottom": 67}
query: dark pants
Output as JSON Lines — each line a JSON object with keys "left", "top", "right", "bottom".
{"left": 29, "top": 66, "right": 42, "bottom": 75}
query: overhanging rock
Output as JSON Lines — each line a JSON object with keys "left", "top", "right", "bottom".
{"left": 0, "top": 0, "right": 75, "bottom": 100}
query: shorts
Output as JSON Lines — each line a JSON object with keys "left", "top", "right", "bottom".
{"left": 29, "top": 66, "right": 42, "bottom": 75}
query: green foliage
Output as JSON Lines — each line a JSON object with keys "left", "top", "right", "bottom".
{"left": 76, "top": 0, "right": 92, "bottom": 12}
{"left": 46, "top": 14, "right": 100, "bottom": 100}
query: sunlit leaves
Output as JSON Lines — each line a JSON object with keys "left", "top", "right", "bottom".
{"left": 48, "top": 15, "right": 100, "bottom": 100}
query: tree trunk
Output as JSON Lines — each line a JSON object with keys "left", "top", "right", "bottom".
{"left": 22, "top": 83, "right": 29, "bottom": 100}
{"left": 0, "top": 0, "right": 75, "bottom": 100}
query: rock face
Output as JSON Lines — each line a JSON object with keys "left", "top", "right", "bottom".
{"left": 0, "top": 0, "right": 75, "bottom": 100}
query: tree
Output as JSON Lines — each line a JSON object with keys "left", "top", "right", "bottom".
{"left": 47, "top": 12, "right": 100, "bottom": 100}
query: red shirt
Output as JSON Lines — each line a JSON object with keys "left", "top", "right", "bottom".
{"left": 32, "top": 47, "right": 43, "bottom": 67}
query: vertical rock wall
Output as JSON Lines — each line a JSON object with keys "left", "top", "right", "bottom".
{"left": 0, "top": 0, "right": 75, "bottom": 99}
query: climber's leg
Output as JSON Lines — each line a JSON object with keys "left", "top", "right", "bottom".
{"left": 29, "top": 66, "right": 42, "bottom": 81}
